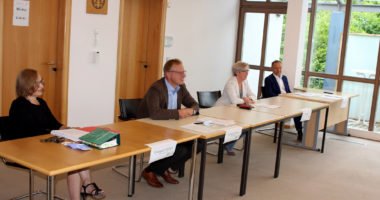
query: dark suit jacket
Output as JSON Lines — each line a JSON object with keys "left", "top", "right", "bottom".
{"left": 264, "top": 74, "right": 291, "bottom": 98}
{"left": 137, "top": 78, "right": 199, "bottom": 120}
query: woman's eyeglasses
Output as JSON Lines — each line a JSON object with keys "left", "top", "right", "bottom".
{"left": 35, "top": 79, "right": 45, "bottom": 85}
{"left": 40, "top": 136, "right": 65, "bottom": 143}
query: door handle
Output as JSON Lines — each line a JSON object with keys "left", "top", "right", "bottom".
{"left": 46, "top": 62, "right": 57, "bottom": 71}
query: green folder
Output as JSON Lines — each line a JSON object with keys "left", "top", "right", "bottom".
{"left": 79, "top": 128, "right": 120, "bottom": 149}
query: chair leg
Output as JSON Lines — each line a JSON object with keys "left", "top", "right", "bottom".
{"left": 10, "top": 169, "right": 64, "bottom": 200}
{"left": 273, "top": 123, "right": 278, "bottom": 143}
{"left": 29, "top": 169, "right": 33, "bottom": 199}
{"left": 205, "top": 141, "right": 219, "bottom": 156}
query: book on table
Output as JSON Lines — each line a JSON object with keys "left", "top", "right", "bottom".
{"left": 51, "top": 127, "right": 120, "bottom": 149}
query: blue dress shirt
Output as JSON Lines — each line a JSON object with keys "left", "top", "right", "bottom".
{"left": 165, "top": 79, "right": 180, "bottom": 110}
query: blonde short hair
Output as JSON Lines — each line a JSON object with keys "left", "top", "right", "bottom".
{"left": 232, "top": 61, "right": 249, "bottom": 76}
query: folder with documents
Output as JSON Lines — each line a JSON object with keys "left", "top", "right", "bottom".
{"left": 79, "top": 128, "right": 120, "bottom": 149}
{"left": 51, "top": 127, "right": 120, "bottom": 149}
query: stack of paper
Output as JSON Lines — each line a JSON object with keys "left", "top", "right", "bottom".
{"left": 51, "top": 129, "right": 88, "bottom": 142}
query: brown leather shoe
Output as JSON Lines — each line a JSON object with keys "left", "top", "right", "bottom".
{"left": 161, "top": 170, "right": 179, "bottom": 184}
{"left": 142, "top": 169, "right": 163, "bottom": 188}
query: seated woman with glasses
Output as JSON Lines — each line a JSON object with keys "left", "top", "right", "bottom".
{"left": 8, "top": 69, "right": 105, "bottom": 200}
{"left": 215, "top": 61, "right": 256, "bottom": 155}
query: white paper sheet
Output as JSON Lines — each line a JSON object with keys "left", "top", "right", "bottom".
{"left": 13, "top": 0, "right": 30, "bottom": 26}
{"left": 181, "top": 124, "right": 217, "bottom": 134}
{"left": 51, "top": 129, "right": 88, "bottom": 142}
{"left": 341, "top": 96, "right": 349, "bottom": 108}
{"left": 253, "top": 103, "right": 280, "bottom": 109}
{"left": 221, "top": 125, "right": 243, "bottom": 144}
{"left": 195, "top": 117, "right": 235, "bottom": 126}
{"left": 146, "top": 139, "right": 177, "bottom": 164}
{"left": 322, "top": 94, "right": 342, "bottom": 100}
{"left": 300, "top": 108, "right": 312, "bottom": 122}
{"left": 294, "top": 92, "right": 318, "bottom": 97}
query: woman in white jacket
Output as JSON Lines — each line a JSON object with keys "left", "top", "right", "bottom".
{"left": 215, "top": 61, "right": 256, "bottom": 155}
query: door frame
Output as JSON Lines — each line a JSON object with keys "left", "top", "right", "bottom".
{"left": 0, "top": 0, "right": 72, "bottom": 124}
{"left": 114, "top": 0, "right": 167, "bottom": 121}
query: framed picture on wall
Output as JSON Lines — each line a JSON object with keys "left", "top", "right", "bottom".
{"left": 86, "top": 0, "right": 108, "bottom": 15}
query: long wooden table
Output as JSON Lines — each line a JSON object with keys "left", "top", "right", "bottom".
{"left": 282, "top": 88, "right": 358, "bottom": 135}
{"left": 139, "top": 112, "right": 283, "bottom": 199}
{"left": 201, "top": 97, "right": 329, "bottom": 178}
{"left": 252, "top": 96, "right": 330, "bottom": 151}
{"left": 0, "top": 121, "right": 199, "bottom": 200}
{"left": 199, "top": 106, "right": 287, "bottom": 179}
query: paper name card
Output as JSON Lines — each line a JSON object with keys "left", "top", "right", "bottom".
{"left": 300, "top": 108, "right": 312, "bottom": 122}
{"left": 341, "top": 96, "right": 349, "bottom": 108}
{"left": 221, "top": 125, "right": 243, "bottom": 144}
{"left": 146, "top": 139, "right": 177, "bottom": 163}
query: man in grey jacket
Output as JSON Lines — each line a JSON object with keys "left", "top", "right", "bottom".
{"left": 138, "top": 58, "right": 200, "bottom": 188}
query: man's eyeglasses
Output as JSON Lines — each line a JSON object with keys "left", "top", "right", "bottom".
{"left": 169, "top": 70, "right": 186, "bottom": 75}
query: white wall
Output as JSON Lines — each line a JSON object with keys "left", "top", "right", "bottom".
{"left": 164, "top": 0, "right": 240, "bottom": 97}
{"left": 283, "top": 0, "right": 308, "bottom": 89}
{"left": 66, "top": 0, "right": 238, "bottom": 126}
{"left": 67, "top": 0, "right": 120, "bottom": 126}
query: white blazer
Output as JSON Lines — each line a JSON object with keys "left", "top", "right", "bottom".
{"left": 215, "top": 76, "right": 256, "bottom": 106}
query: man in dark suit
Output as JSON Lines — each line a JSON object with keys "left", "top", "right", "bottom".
{"left": 264, "top": 60, "right": 303, "bottom": 141}
{"left": 137, "top": 58, "right": 200, "bottom": 188}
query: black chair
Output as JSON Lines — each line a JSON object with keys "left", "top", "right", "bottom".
{"left": 261, "top": 86, "right": 268, "bottom": 99}
{"left": 197, "top": 91, "right": 227, "bottom": 154}
{"left": 119, "top": 98, "right": 142, "bottom": 120}
{"left": 0, "top": 116, "right": 63, "bottom": 200}
{"left": 114, "top": 99, "right": 146, "bottom": 181}
{"left": 197, "top": 91, "right": 221, "bottom": 108}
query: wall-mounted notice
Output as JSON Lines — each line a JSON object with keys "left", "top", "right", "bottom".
{"left": 13, "top": 0, "right": 30, "bottom": 27}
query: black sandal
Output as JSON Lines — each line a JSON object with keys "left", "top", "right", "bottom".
{"left": 81, "top": 182, "right": 105, "bottom": 200}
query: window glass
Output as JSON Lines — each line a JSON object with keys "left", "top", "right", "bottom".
{"left": 310, "top": 0, "right": 346, "bottom": 74}
{"left": 343, "top": 1, "right": 380, "bottom": 79}
{"left": 247, "top": 69, "right": 260, "bottom": 95}
{"left": 265, "top": 14, "right": 287, "bottom": 67}
{"left": 242, "top": 13, "right": 265, "bottom": 65}
{"left": 343, "top": 80, "right": 373, "bottom": 132}
{"left": 307, "top": 76, "right": 337, "bottom": 91}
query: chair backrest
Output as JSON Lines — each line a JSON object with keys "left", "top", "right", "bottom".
{"left": 197, "top": 91, "right": 222, "bottom": 108}
{"left": 0, "top": 116, "right": 30, "bottom": 169}
{"left": 0, "top": 116, "right": 10, "bottom": 141}
{"left": 261, "top": 86, "right": 268, "bottom": 99}
{"left": 119, "top": 98, "right": 142, "bottom": 121}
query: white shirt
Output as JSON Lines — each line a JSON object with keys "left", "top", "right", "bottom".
{"left": 215, "top": 76, "right": 256, "bottom": 106}
{"left": 274, "top": 74, "right": 286, "bottom": 94}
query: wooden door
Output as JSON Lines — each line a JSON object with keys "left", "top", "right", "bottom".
{"left": 115, "top": 0, "right": 166, "bottom": 120}
{"left": 1, "top": 0, "right": 67, "bottom": 120}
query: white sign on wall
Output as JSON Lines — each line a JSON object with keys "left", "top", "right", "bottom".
{"left": 13, "top": 0, "right": 30, "bottom": 27}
